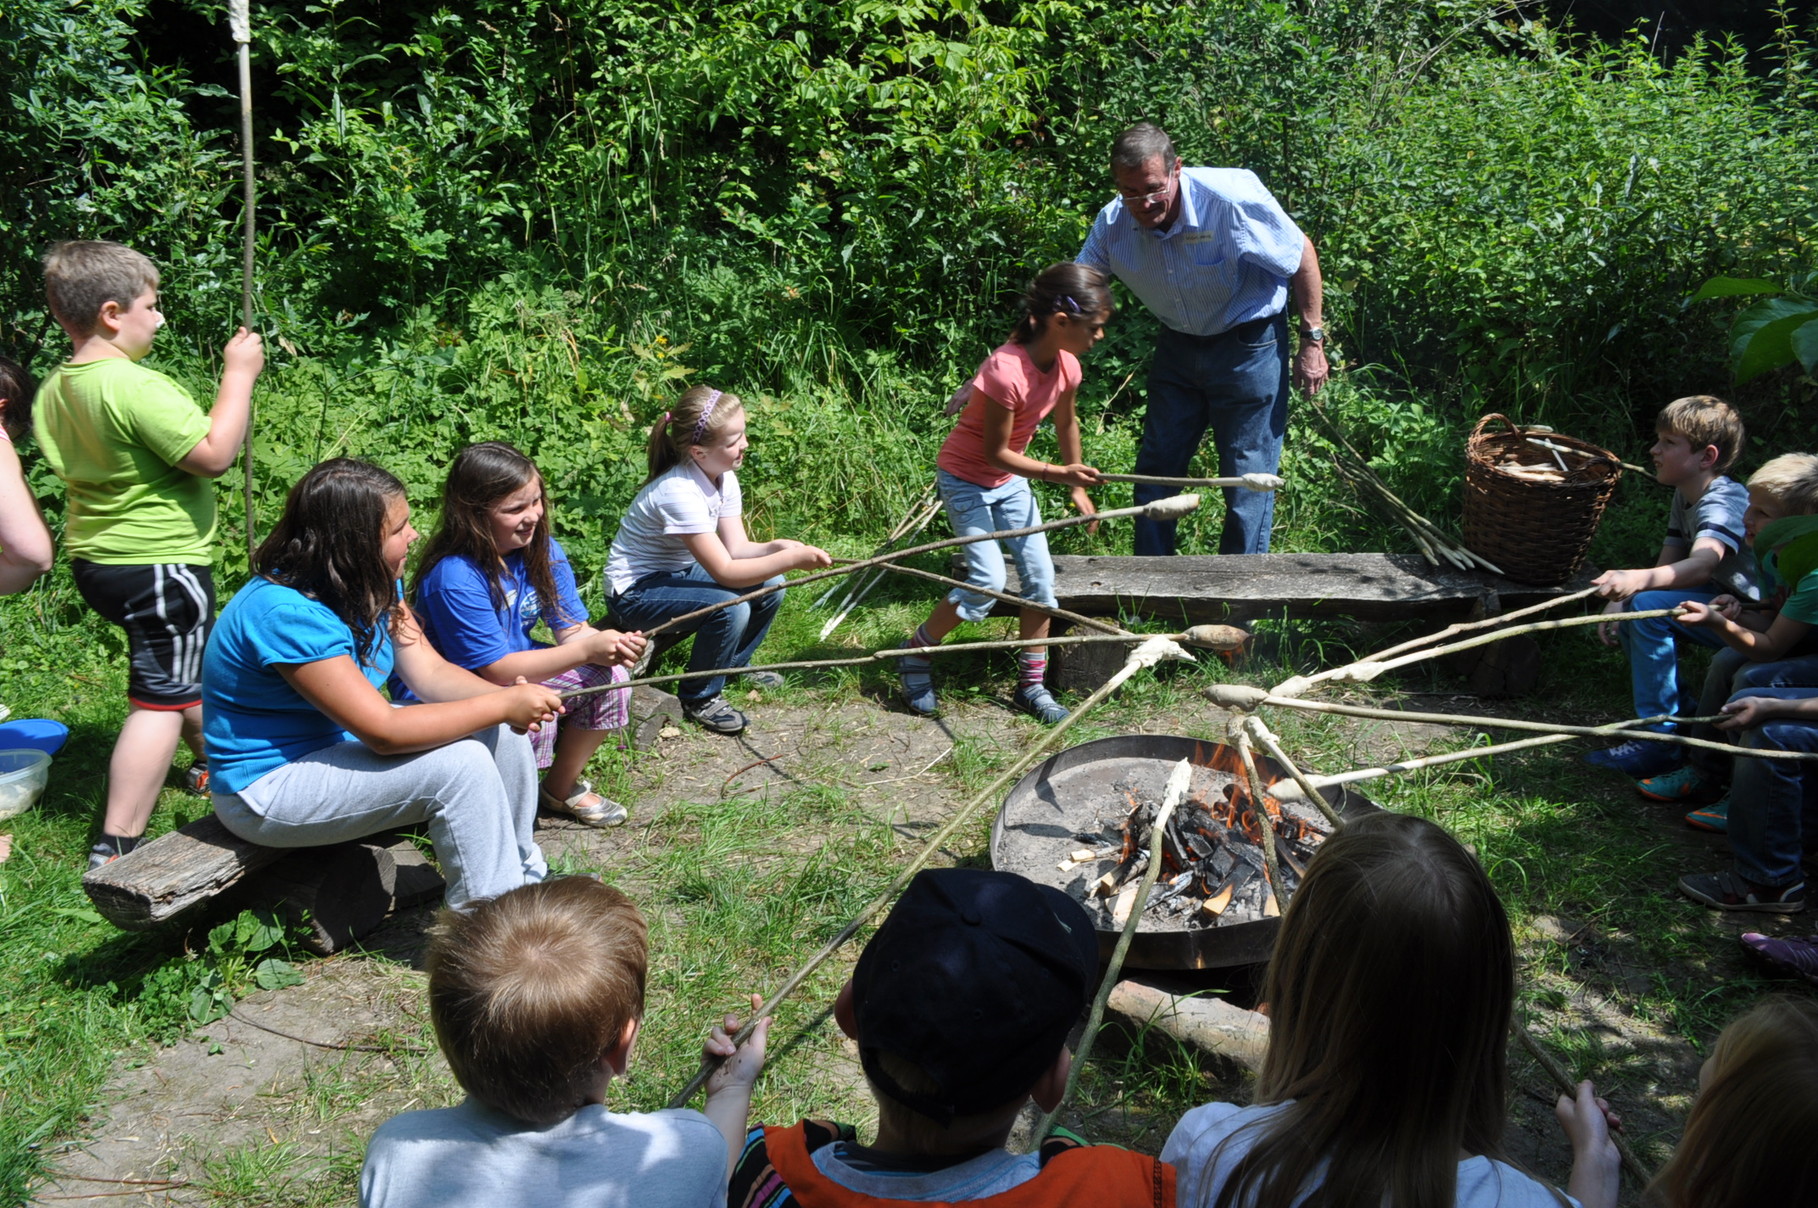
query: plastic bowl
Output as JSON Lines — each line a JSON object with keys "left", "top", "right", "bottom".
{"left": 0, "top": 748, "right": 52, "bottom": 822}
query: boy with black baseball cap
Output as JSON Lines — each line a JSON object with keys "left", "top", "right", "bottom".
{"left": 728, "top": 867, "right": 1175, "bottom": 1207}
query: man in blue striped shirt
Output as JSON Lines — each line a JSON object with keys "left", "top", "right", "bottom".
{"left": 1079, "top": 123, "right": 1328, "bottom": 556}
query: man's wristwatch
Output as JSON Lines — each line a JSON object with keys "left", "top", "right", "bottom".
{"left": 1299, "top": 325, "right": 1325, "bottom": 345}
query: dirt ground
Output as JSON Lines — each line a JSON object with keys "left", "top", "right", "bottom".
{"left": 27, "top": 680, "right": 1768, "bottom": 1206}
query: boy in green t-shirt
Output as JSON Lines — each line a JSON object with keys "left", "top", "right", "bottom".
{"left": 33, "top": 240, "right": 263, "bottom": 868}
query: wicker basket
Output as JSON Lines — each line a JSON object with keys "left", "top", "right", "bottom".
{"left": 1460, "top": 414, "right": 1621, "bottom": 585}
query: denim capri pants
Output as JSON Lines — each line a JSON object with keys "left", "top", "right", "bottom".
{"left": 938, "top": 469, "right": 1058, "bottom": 622}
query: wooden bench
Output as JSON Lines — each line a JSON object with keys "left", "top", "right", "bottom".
{"left": 83, "top": 817, "right": 444, "bottom": 954}
{"left": 83, "top": 684, "right": 685, "bottom": 949}
{"left": 976, "top": 553, "right": 1593, "bottom": 695}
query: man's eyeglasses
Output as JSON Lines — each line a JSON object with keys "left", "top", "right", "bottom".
{"left": 1117, "top": 174, "right": 1176, "bottom": 205}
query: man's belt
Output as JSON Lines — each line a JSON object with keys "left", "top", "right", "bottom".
{"left": 1161, "top": 313, "right": 1282, "bottom": 345}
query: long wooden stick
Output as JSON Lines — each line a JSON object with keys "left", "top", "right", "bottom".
{"left": 1516, "top": 1025, "right": 1653, "bottom": 1186}
{"left": 1099, "top": 472, "right": 1282, "bottom": 491}
{"left": 557, "top": 625, "right": 1243, "bottom": 702}
{"left": 872, "top": 561, "right": 1129, "bottom": 635}
{"left": 1233, "top": 694, "right": 1816, "bottom": 764}
{"left": 1027, "top": 758, "right": 1193, "bottom": 1149}
{"left": 1363, "top": 585, "right": 1602, "bottom": 664}
{"left": 641, "top": 494, "right": 1200, "bottom": 640}
{"left": 1271, "top": 605, "right": 1688, "bottom": 699}
{"left": 230, "top": 0, "right": 257, "bottom": 561}
{"left": 665, "top": 636, "right": 1194, "bottom": 1108}
{"left": 1235, "top": 730, "right": 1288, "bottom": 916}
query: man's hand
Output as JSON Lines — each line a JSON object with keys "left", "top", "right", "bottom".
{"left": 1293, "top": 343, "right": 1329, "bottom": 395}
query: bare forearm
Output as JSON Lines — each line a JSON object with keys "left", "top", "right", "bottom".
{"left": 1290, "top": 237, "right": 1323, "bottom": 329}
{"left": 0, "top": 448, "right": 53, "bottom": 593}
{"left": 358, "top": 695, "right": 517, "bottom": 755}
{"left": 477, "top": 643, "right": 591, "bottom": 686}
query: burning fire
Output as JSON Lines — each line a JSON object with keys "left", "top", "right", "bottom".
{"left": 1088, "top": 742, "right": 1329, "bottom": 926}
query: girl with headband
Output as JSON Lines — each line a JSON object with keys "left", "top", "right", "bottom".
{"left": 896, "top": 262, "right": 1109, "bottom": 724}
{"left": 605, "top": 386, "right": 830, "bottom": 735}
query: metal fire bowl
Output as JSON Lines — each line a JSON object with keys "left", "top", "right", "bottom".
{"left": 990, "top": 734, "right": 1381, "bottom": 971}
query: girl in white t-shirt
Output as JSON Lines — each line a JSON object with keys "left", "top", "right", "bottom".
{"left": 895, "top": 263, "right": 1109, "bottom": 724}
{"left": 605, "top": 386, "right": 830, "bottom": 736}
{"left": 1162, "top": 812, "right": 1621, "bottom": 1208}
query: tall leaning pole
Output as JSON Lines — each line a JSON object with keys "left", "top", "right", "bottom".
{"left": 230, "top": 0, "right": 257, "bottom": 560}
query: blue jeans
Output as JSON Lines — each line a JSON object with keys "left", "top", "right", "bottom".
{"left": 1727, "top": 686, "right": 1818, "bottom": 889}
{"left": 1617, "top": 589, "right": 1725, "bottom": 730}
{"left": 937, "top": 469, "right": 1057, "bottom": 622}
{"left": 1134, "top": 315, "right": 1289, "bottom": 556}
{"left": 1688, "top": 649, "right": 1818, "bottom": 777}
{"left": 610, "top": 563, "right": 784, "bottom": 706}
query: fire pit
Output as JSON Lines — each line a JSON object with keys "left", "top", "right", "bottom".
{"left": 991, "top": 734, "right": 1380, "bottom": 970}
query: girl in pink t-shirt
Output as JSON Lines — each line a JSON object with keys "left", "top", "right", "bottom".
{"left": 897, "top": 263, "right": 1110, "bottom": 723}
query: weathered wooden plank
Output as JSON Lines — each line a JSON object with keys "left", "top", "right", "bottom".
{"left": 83, "top": 815, "right": 448, "bottom": 949}
{"left": 83, "top": 814, "right": 288, "bottom": 930}
{"left": 984, "top": 553, "right": 1591, "bottom": 625}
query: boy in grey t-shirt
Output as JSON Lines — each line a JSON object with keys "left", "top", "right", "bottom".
{"left": 1587, "top": 394, "right": 1754, "bottom": 780}
{"left": 360, "top": 878, "right": 767, "bottom": 1208}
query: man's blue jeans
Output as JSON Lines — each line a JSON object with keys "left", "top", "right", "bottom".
{"left": 610, "top": 564, "right": 784, "bottom": 706}
{"left": 1727, "top": 686, "right": 1818, "bottom": 890}
{"left": 1616, "top": 589, "right": 1725, "bottom": 729}
{"left": 1133, "top": 314, "right": 1289, "bottom": 556}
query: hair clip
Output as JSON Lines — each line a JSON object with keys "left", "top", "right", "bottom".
{"left": 1062, "top": 295, "right": 1081, "bottom": 313}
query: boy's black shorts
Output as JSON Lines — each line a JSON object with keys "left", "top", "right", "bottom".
{"left": 71, "top": 560, "right": 215, "bottom": 710}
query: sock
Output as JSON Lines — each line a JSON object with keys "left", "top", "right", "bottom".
{"left": 905, "top": 623, "right": 938, "bottom": 651}
{"left": 1018, "top": 651, "right": 1047, "bottom": 688}
{"left": 95, "top": 833, "right": 141, "bottom": 858}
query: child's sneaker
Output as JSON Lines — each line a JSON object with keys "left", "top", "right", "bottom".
{"left": 181, "top": 762, "right": 211, "bottom": 797}
{"left": 1012, "top": 683, "right": 1069, "bottom": 724}
{"left": 1740, "top": 931, "right": 1818, "bottom": 986}
{"left": 898, "top": 652, "right": 937, "bottom": 717}
{"left": 742, "top": 670, "right": 785, "bottom": 689}
{"left": 1583, "top": 738, "right": 1682, "bottom": 778}
{"left": 1678, "top": 869, "right": 1806, "bottom": 913}
{"left": 86, "top": 834, "right": 141, "bottom": 871}
{"left": 1635, "top": 764, "right": 1721, "bottom": 804}
{"left": 1684, "top": 797, "right": 1730, "bottom": 834}
{"left": 683, "top": 695, "right": 748, "bottom": 735}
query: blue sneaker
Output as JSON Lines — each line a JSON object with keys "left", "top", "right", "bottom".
{"left": 1583, "top": 738, "right": 1683, "bottom": 778}
{"left": 1012, "top": 683, "right": 1069, "bottom": 724}
{"left": 1636, "top": 764, "right": 1722, "bottom": 804}
{"left": 898, "top": 652, "right": 937, "bottom": 716}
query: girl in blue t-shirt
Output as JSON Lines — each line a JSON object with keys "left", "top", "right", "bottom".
{"left": 414, "top": 442, "right": 645, "bottom": 828}
{"left": 202, "top": 458, "right": 564, "bottom": 909}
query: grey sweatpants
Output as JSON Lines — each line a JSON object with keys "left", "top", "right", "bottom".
{"left": 213, "top": 723, "right": 547, "bottom": 909}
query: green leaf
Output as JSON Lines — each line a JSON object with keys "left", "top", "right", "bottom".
{"left": 49, "top": 907, "right": 103, "bottom": 924}
{"left": 253, "top": 959, "right": 304, "bottom": 991}
{"left": 1790, "top": 318, "right": 1818, "bottom": 376}
{"left": 1690, "top": 276, "right": 1783, "bottom": 301}
{"left": 1731, "top": 297, "right": 1818, "bottom": 383}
